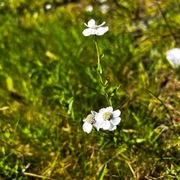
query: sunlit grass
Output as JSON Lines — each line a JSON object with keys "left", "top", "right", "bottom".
{"left": 0, "top": 0, "right": 179, "bottom": 179}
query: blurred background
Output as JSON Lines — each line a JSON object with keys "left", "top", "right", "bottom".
{"left": 0, "top": 0, "right": 179, "bottom": 179}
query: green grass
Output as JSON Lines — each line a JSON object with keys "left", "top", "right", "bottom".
{"left": 0, "top": 0, "right": 180, "bottom": 179}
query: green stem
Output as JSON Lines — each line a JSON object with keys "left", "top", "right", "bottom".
{"left": 155, "top": 0, "right": 179, "bottom": 45}
{"left": 93, "top": 37, "right": 102, "bottom": 74}
{"left": 105, "top": 93, "right": 112, "bottom": 106}
{"left": 93, "top": 36, "right": 112, "bottom": 106}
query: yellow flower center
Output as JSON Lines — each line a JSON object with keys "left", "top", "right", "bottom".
{"left": 92, "top": 25, "right": 99, "bottom": 29}
{"left": 86, "top": 114, "right": 95, "bottom": 124}
{"left": 103, "top": 112, "right": 112, "bottom": 121}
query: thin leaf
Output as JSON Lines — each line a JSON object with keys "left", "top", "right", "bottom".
{"left": 97, "top": 164, "right": 107, "bottom": 180}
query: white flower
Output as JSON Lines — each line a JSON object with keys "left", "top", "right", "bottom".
{"left": 85, "top": 5, "right": 93, "bottom": 12}
{"left": 100, "top": 4, "right": 109, "bottom": 14}
{"left": 82, "top": 121, "right": 93, "bottom": 134}
{"left": 82, "top": 111, "right": 96, "bottom": 134}
{"left": 82, "top": 107, "right": 121, "bottom": 134}
{"left": 45, "top": 4, "right": 52, "bottom": 10}
{"left": 82, "top": 19, "right": 109, "bottom": 36}
{"left": 166, "top": 48, "right": 180, "bottom": 68}
{"left": 94, "top": 107, "right": 121, "bottom": 131}
{"left": 98, "top": 0, "right": 107, "bottom": 3}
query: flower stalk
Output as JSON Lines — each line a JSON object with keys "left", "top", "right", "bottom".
{"left": 82, "top": 19, "right": 121, "bottom": 134}
{"left": 94, "top": 37, "right": 102, "bottom": 74}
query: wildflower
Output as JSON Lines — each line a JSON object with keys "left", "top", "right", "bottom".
{"left": 45, "top": 4, "right": 52, "bottom": 10}
{"left": 100, "top": 4, "right": 109, "bottom": 14}
{"left": 82, "top": 19, "right": 109, "bottom": 36}
{"left": 94, "top": 107, "right": 121, "bottom": 131}
{"left": 166, "top": 48, "right": 180, "bottom": 68}
{"left": 82, "top": 111, "right": 96, "bottom": 134}
{"left": 85, "top": 5, "right": 93, "bottom": 12}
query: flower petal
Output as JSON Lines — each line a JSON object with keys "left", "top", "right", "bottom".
{"left": 98, "top": 108, "right": 106, "bottom": 113}
{"left": 82, "top": 28, "right": 96, "bottom": 36}
{"left": 109, "top": 125, "right": 117, "bottom": 131}
{"left": 95, "top": 112, "right": 102, "bottom": 121}
{"left": 87, "top": 19, "right": 96, "bottom": 27}
{"left": 105, "top": 106, "right": 113, "bottom": 112}
{"left": 84, "top": 23, "right": 88, "bottom": 27}
{"left": 98, "top": 21, "right": 106, "bottom": 27}
{"left": 94, "top": 114, "right": 103, "bottom": 130}
{"left": 94, "top": 122, "right": 102, "bottom": 131}
{"left": 112, "top": 110, "right": 121, "bottom": 117}
{"left": 91, "top": 110, "right": 97, "bottom": 115}
{"left": 166, "top": 48, "right": 180, "bottom": 67}
{"left": 102, "top": 121, "right": 111, "bottom": 130}
{"left": 96, "top": 27, "right": 109, "bottom": 36}
{"left": 83, "top": 122, "right": 92, "bottom": 134}
{"left": 111, "top": 117, "right": 121, "bottom": 125}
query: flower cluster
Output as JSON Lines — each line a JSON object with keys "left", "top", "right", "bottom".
{"left": 166, "top": 48, "right": 180, "bottom": 68}
{"left": 82, "top": 19, "right": 109, "bottom": 36}
{"left": 83, "top": 107, "right": 121, "bottom": 134}
{"left": 82, "top": 20, "right": 120, "bottom": 134}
